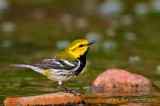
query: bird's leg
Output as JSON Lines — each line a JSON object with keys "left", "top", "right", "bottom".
{"left": 70, "top": 88, "right": 78, "bottom": 93}
{"left": 58, "top": 81, "right": 77, "bottom": 96}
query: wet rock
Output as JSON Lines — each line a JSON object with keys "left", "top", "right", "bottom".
{"left": 92, "top": 69, "right": 154, "bottom": 95}
{"left": 4, "top": 92, "right": 85, "bottom": 106}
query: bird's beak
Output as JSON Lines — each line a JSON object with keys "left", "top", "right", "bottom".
{"left": 88, "top": 40, "right": 96, "bottom": 46}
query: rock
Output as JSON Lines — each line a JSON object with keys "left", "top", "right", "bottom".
{"left": 92, "top": 69, "right": 154, "bottom": 94}
{"left": 4, "top": 92, "right": 86, "bottom": 106}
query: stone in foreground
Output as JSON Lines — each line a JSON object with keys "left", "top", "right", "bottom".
{"left": 92, "top": 69, "right": 155, "bottom": 94}
{"left": 4, "top": 92, "right": 85, "bottom": 106}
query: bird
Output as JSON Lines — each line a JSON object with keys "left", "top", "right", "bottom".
{"left": 11, "top": 39, "right": 95, "bottom": 95}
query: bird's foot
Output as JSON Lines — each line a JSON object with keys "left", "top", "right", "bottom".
{"left": 65, "top": 88, "right": 78, "bottom": 96}
{"left": 59, "top": 82, "right": 79, "bottom": 96}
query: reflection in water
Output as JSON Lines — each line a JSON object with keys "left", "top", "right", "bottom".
{"left": 0, "top": 0, "right": 8, "bottom": 10}
{"left": 1, "top": 22, "right": 16, "bottom": 32}
{"left": 103, "top": 40, "right": 117, "bottom": 53}
{"left": 128, "top": 56, "right": 141, "bottom": 64}
{"left": 0, "top": 0, "right": 9, "bottom": 20}
{"left": 1, "top": 40, "right": 10, "bottom": 48}
{"left": 123, "top": 32, "right": 136, "bottom": 41}
{"left": 120, "top": 103, "right": 151, "bottom": 106}
{"left": 56, "top": 40, "right": 70, "bottom": 50}
{"left": 61, "top": 14, "right": 73, "bottom": 32}
{"left": 84, "top": 94, "right": 160, "bottom": 105}
{"left": 75, "top": 17, "right": 88, "bottom": 28}
{"left": 134, "top": 3, "right": 149, "bottom": 16}
{"left": 24, "top": 77, "right": 33, "bottom": 81}
{"left": 85, "top": 32, "right": 102, "bottom": 41}
{"left": 152, "top": 0, "right": 160, "bottom": 13}
{"left": 31, "top": 8, "right": 46, "bottom": 19}
{"left": 120, "top": 15, "right": 133, "bottom": 26}
{"left": 92, "top": 87, "right": 151, "bottom": 97}
{"left": 106, "top": 27, "right": 116, "bottom": 37}
{"left": 85, "top": 32, "right": 102, "bottom": 51}
{"left": 83, "top": 0, "right": 97, "bottom": 14}
{"left": 99, "top": 0, "right": 124, "bottom": 16}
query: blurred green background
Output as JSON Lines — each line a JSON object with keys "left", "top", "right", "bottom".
{"left": 1, "top": 0, "right": 160, "bottom": 105}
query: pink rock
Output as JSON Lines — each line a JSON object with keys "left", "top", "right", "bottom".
{"left": 92, "top": 69, "right": 154, "bottom": 95}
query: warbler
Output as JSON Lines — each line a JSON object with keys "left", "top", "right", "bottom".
{"left": 12, "top": 39, "right": 95, "bottom": 95}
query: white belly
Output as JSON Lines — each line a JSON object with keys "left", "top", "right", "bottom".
{"left": 47, "top": 75, "right": 74, "bottom": 81}
{"left": 45, "top": 69, "right": 75, "bottom": 81}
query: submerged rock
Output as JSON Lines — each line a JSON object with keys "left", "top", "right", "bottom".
{"left": 4, "top": 92, "right": 85, "bottom": 106}
{"left": 92, "top": 69, "right": 156, "bottom": 95}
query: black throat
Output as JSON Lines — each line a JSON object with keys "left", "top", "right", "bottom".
{"left": 74, "top": 49, "right": 88, "bottom": 76}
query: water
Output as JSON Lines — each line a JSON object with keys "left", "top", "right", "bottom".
{"left": 1, "top": 0, "right": 160, "bottom": 105}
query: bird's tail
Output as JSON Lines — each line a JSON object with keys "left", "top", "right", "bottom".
{"left": 11, "top": 64, "right": 34, "bottom": 68}
{"left": 11, "top": 64, "right": 45, "bottom": 75}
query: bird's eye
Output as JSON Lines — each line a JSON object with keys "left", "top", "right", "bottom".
{"left": 79, "top": 44, "right": 84, "bottom": 47}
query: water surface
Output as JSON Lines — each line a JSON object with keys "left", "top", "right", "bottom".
{"left": 1, "top": 0, "right": 160, "bottom": 105}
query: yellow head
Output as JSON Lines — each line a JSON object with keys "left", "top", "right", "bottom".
{"left": 57, "top": 39, "right": 95, "bottom": 60}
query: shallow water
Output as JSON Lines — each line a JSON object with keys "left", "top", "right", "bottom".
{"left": 1, "top": 0, "right": 160, "bottom": 105}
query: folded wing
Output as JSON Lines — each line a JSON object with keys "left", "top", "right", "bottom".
{"left": 33, "top": 57, "right": 79, "bottom": 70}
